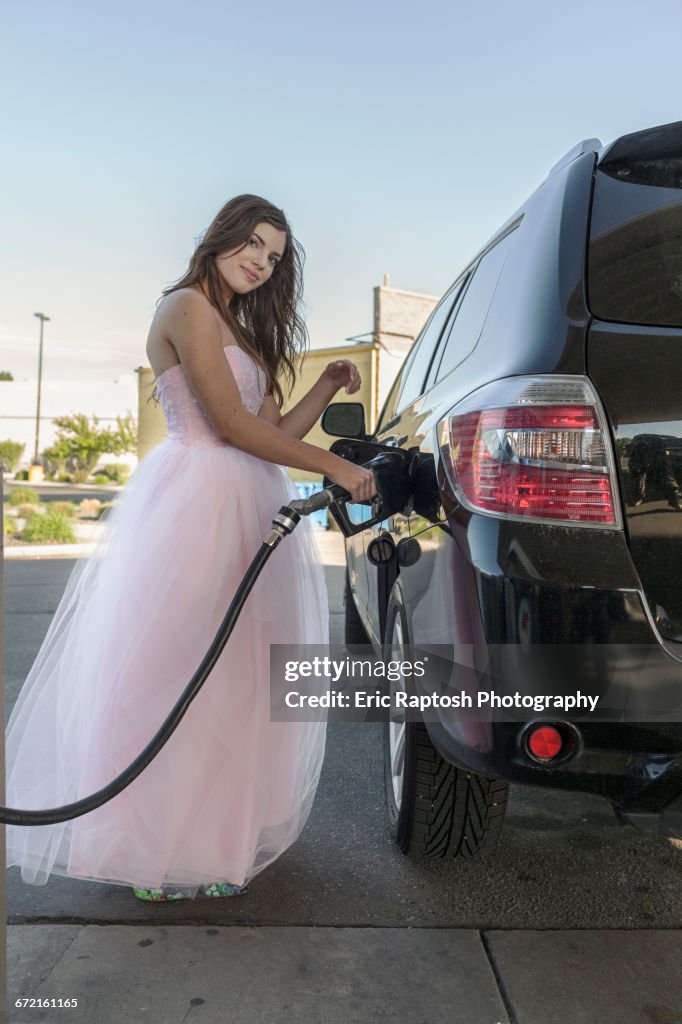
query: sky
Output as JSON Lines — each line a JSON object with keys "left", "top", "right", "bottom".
{"left": 2, "top": 0, "right": 682, "bottom": 434}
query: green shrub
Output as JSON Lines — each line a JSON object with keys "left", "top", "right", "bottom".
{"left": 95, "top": 500, "right": 115, "bottom": 519}
{"left": 8, "top": 487, "right": 40, "bottom": 506}
{"left": 78, "top": 498, "right": 101, "bottom": 518}
{"left": 73, "top": 468, "right": 91, "bottom": 484}
{"left": 100, "top": 462, "right": 131, "bottom": 484}
{"left": 58, "top": 473, "right": 74, "bottom": 483}
{"left": 51, "top": 501, "right": 78, "bottom": 518}
{"left": 0, "top": 441, "right": 26, "bottom": 473}
{"left": 21, "top": 508, "right": 76, "bottom": 544}
{"left": 92, "top": 474, "right": 110, "bottom": 485}
{"left": 3, "top": 513, "right": 18, "bottom": 537}
{"left": 17, "top": 503, "right": 44, "bottom": 518}
{"left": 13, "top": 470, "right": 29, "bottom": 481}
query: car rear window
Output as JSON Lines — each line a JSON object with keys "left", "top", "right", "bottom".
{"left": 588, "top": 139, "right": 682, "bottom": 326}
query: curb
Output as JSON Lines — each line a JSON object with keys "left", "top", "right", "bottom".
{"left": 3, "top": 479, "right": 124, "bottom": 492}
{"left": 4, "top": 542, "right": 97, "bottom": 560}
{"left": 5, "top": 529, "right": 342, "bottom": 561}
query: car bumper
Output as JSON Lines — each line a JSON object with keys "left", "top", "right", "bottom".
{"left": 400, "top": 510, "right": 682, "bottom": 825}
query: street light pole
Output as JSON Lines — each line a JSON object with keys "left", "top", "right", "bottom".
{"left": 33, "top": 312, "right": 50, "bottom": 464}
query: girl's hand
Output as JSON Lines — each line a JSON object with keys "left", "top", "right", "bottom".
{"left": 328, "top": 458, "right": 377, "bottom": 504}
{"left": 324, "top": 359, "right": 361, "bottom": 395}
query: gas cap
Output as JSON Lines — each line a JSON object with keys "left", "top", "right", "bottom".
{"left": 367, "top": 535, "right": 396, "bottom": 566}
{"left": 397, "top": 538, "right": 421, "bottom": 567}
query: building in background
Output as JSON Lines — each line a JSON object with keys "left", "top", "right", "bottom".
{"left": 372, "top": 274, "right": 440, "bottom": 422}
{"left": 136, "top": 368, "right": 167, "bottom": 462}
{"left": 137, "top": 278, "right": 439, "bottom": 480}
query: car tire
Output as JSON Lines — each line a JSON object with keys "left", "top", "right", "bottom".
{"left": 344, "top": 569, "right": 371, "bottom": 646}
{"left": 383, "top": 586, "right": 509, "bottom": 860}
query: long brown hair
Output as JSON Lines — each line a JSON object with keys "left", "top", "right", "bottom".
{"left": 148, "top": 194, "right": 308, "bottom": 407}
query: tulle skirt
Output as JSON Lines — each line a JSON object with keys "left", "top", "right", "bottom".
{"left": 5, "top": 438, "right": 329, "bottom": 895}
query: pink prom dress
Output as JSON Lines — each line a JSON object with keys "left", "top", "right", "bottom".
{"left": 5, "top": 345, "right": 329, "bottom": 895}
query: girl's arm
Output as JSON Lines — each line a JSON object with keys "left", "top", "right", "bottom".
{"left": 259, "top": 359, "right": 361, "bottom": 439}
{"left": 156, "top": 290, "right": 375, "bottom": 502}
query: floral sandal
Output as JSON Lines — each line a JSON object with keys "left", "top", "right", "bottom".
{"left": 132, "top": 885, "right": 192, "bottom": 902}
{"left": 200, "top": 882, "right": 248, "bottom": 898}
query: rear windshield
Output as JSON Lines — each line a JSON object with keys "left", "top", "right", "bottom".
{"left": 588, "top": 157, "right": 682, "bottom": 327}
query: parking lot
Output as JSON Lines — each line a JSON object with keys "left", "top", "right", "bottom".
{"left": 4, "top": 534, "right": 682, "bottom": 1021}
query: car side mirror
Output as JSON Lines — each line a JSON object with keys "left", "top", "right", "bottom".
{"left": 321, "top": 402, "right": 367, "bottom": 439}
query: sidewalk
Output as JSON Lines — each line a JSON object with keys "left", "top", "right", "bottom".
{"left": 8, "top": 925, "right": 682, "bottom": 1022}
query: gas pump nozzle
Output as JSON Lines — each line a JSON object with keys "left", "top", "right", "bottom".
{"left": 289, "top": 448, "right": 424, "bottom": 520}
{"left": 288, "top": 483, "right": 352, "bottom": 516}
{"left": 324, "top": 449, "right": 416, "bottom": 518}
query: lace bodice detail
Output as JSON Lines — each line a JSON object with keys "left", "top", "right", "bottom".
{"left": 156, "top": 346, "right": 267, "bottom": 447}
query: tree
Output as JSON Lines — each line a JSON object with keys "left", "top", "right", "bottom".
{"left": 112, "top": 411, "right": 137, "bottom": 454}
{"left": 42, "top": 412, "right": 137, "bottom": 478}
{"left": 615, "top": 436, "right": 632, "bottom": 460}
{"left": 0, "top": 440, "right": 25, "bottom": 471}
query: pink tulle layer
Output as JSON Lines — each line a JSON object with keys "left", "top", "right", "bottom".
{"left": 6, "top": 437, "right": 329, "bottom": 894}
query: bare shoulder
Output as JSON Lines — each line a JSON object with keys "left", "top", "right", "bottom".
{"left": 160, "top": 289, "right": 224, "bottom": 356}
{"left": 157, "top": 287, "right": 217, "bottom": 326}
{"left": 146, "top": 289, "right": 215, "bottom": 373}
{"left": 160, "top": 288, "right": 240, "bottom": 348}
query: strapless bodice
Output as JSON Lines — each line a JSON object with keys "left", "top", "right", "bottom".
{"left": 156, "top": 346, "right": 267, "bottom": 447}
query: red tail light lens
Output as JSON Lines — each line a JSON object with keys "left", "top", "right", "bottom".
{"left": 438, "top": 377, "right": 620, "bottom": 526}
{"left": 526, "top": 725, "right": 563, "bottom": 761}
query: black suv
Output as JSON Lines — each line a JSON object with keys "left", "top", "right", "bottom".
{"left": 322, "top": 119, "right": 682, "bottom": 861}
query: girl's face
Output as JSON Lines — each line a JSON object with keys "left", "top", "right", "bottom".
{"left": 215, "top": 221, "right": 287, "bottom": 298}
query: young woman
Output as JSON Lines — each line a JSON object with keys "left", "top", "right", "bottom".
{"left": 5, "top": 194, "right": 376, "bottom": 901}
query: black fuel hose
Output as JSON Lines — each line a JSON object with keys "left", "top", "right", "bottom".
{"left": 1, "top": 485, "right": 350, "bottom": 828}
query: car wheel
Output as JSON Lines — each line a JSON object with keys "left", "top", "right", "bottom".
{"left": 383, "top": 587, "right": 509, "bottom": 860}
{"left": 344, "top": 568, "right": 370, "bottom": 645}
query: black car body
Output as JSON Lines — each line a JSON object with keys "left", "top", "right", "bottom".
{"left": 324, "top": 120, "right": 682, "bottom": 860}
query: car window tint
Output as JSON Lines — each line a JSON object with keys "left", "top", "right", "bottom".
{"left": 395, "top": 282, "right": 461, "bottom": 412}
{"left": 423, "top": 272, "right": 470, "bottom": 391}
{"left": 433, "top": 230, "right": 517, "bottom": 384}
{"left": 589, "top": 166, "right": 682, "bottom": 326}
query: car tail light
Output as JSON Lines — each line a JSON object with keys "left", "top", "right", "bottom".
{"left": 437, "top": 376, "right": 621, "bottom": 527}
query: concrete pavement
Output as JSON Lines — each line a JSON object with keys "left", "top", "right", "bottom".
{"left": 10, "top": 925, "right": 682, "bottom": 1024}
{"left": 4, "top": 530, "right": 682, "bottom": 1023}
